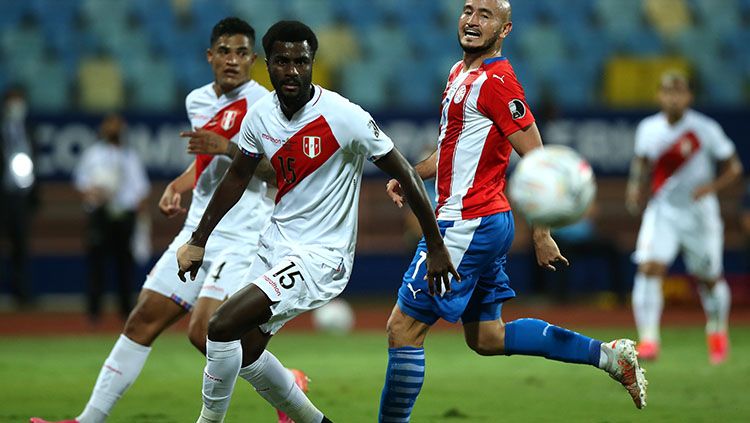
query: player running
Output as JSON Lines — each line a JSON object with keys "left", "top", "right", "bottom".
{"left": 176, "top": 20, "right": 457, "bottom": 423}
{"left": 31, "top": 17, "right": 288, "bottom": 423}
{"left": 378, "top": 1, "right": 648, "bottom": 420}
{"left": 626, "top": 71, "right": 743, "bottom": 363}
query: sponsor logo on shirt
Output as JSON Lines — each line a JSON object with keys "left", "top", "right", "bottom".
{"left": 262, "top": 133, "right": 285, "bottom": 144}
{"left": 368, "top": 119, "right": 381, "bottom": 138}
{"left": 303, "top": 136, "right": 322, "bottom": 159}
{"left": 508, "top": 99, "right": 526, "bottom": 120}
{"left": 263, "top": 275, "right": 281, "bottom": 296}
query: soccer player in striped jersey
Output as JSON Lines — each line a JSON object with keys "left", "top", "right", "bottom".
{"left": 379, "top": 1, "right": 648, "bottom": 420}
{"left": 626, "top": 71, "right": 743, "bottom": 363}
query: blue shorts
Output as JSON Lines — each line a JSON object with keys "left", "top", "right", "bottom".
{"left": 397, "top": 211, "right": 516, "bottom": 325}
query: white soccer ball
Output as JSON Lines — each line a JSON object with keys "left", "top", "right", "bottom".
{"left": 312, "top": 299, "right": 355, "bottom": 334}
{"left": 508, "top": 145, "right": 596, "bottom": 228}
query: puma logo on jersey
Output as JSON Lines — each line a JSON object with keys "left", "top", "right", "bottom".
{"left": 407, "top": 283, "right": 422, "bottom": 299}
{"left": 493, "top": 74, "right": 506, "bottom": 83}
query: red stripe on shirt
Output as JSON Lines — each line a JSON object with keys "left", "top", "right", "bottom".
{"left": 271, "top": 115, "right": 340, "bottom": 203}
{"left": 652, "top": 131, "right": 701, "bottom": 194}
{"left": 461, "top": 123, "right": 512, "bottom": 219}
{"left": 194, "top": 98, "right": 248, "bottom": 187}
{"left": 436, "top": 72, "right": 481, "bottom": 215}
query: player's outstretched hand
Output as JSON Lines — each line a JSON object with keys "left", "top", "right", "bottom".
{"left": 176, "top": 243, "right": 205, "bottom": 282}
{"left": 158, "top": 184, "right": 186, "bottom": 218}
{"left": 425, "top": 244, "right": 461, "bottom": 296}
{"left": 534, "top": 233, "right": 569, "bottom": 271}
{"left": 181, "top": 129, "right": 229, "bottom": 155}
{"left": 386, "top": 179, "right": 405, "bottom": 208}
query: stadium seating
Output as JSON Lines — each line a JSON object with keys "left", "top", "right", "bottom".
{"left": 0, "top": 0, "right": 746, "bottom": 111}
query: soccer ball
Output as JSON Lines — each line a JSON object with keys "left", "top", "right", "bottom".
{"left": 312, "top": 299, "right": 355, "bottom": 334}
{"left": 508, "top": 145, "right": 596, "bottom": 228}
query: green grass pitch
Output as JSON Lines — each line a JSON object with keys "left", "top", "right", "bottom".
{"left": 2, "top": 327, "right": 748, "bottom": 422}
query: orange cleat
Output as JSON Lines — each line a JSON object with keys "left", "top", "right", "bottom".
{"left": 30, "top": 419, "right": 78, "bottom": 423}
{"left": 636, "top": 340, "right": 660, "bottom": 361}
{"left": 277, "top": 369, "right": 311, "bottom": 423}
{"left": 707, "top": 332, "right": 729, "bottom": 365}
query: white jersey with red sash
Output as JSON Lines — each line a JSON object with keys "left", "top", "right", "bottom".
{"left": 184, "top": 80, "right": 273, "bottom": 241}
{"left": 635, "top": 109, "right": 735, "bottom": 209}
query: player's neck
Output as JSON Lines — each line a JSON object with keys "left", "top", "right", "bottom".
{"left": 665, "top": 110, "right": 686, "bottom": 125}
{"left": 279, "top": 86, "right": 315, "bottom": 120}
{"left": 462, "top": 46, "right": 503, "bottom": 71}
{"left": 212, "top": 80, "right": 247, "bottom": 97}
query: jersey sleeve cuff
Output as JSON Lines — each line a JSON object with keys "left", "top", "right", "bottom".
{"left": 240, "top": 147, "right": 263, "bottom": 159}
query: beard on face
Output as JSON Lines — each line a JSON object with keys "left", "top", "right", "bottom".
{"left": 458, "top": 29, "right": 502, "bottom": 54}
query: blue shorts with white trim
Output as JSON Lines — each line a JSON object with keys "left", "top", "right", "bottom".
{"left": 397, "top": 211, "right": 516, "bottom": 325}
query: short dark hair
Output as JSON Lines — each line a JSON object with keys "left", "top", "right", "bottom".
{"left": 262, "top": 20, "right": 318, "bottom": 58}
{"left": 210, "top": 17, "right": 255, "bottom": 47}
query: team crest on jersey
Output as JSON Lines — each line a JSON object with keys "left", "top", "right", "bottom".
{"left": 303, "top": 136, "right": 321, "bottom": 158}
{"left": 453, "top": 85, "right": 467, "bottom": 104}
{"left": 508, "top": 99, "right": 526, "bottom": 120}
{"left": 220, "top": 110, "right": 238, "bottom": 130}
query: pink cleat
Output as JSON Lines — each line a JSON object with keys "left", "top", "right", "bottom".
{"left": 636, "top": 340, "right": 660, "bottom": 361}
{"left": 707, "top": 332, "right": 729, "bottom": 365}
{"left": 277, "top": 369, "right": 311, "bottom": 423}
{"left": 30, "top": 419, "right": 78, "bottom": 423}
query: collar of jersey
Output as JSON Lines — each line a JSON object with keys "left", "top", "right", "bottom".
{"left": 482, "top": 56, "right": 507, "bottom": 65}
{"left": 275, "top": 85, "right": 323, "bottom": 121}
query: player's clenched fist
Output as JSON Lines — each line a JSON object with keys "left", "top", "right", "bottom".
{"left": 176, "top": 243, "right": 205, "bottom": 282}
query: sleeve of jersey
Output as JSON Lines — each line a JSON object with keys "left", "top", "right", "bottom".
{"left": 237, "top": 114, "right": 264, "bottom": 159}
{"left": 477, "top": 74, "right": 535, "bottom": 136}
{"left": 706, "top": 120, "right": 736, "bottom": 160}
{"left": 348, "top": 105, "right": 394, "bottom": 162}
{"left": 633, "top": 121, "right": 650, "bottom": 157}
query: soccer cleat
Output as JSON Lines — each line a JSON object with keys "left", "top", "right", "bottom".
{"left": 276, "top": 369, "right": 311, "bottom": 423}
{"left": 30, "top": 419, "right": 78, "bottom": 423}
{"left": 636, "top": 340, "right": 660, "bottom": 361}
{"left": 707, "top": 332, "right": 729, "bottom": 365}
{"left": 604, "top": 339, "right": 648, "bottom": 409}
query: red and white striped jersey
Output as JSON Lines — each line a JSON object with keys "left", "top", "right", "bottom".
{"left": 435, "top": 57, "right": 535, "bottom": 220}
{"left": 238, "top": 86, "right": 394, "bottom": 258}
{"left": 184, "top": 80, "right": 274, "bottom": 240}
{"left": 635, "top": 109, "right": 735, "bottom": 208}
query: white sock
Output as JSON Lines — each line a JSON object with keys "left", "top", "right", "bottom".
{"left": 698, "top": 280, "right": 731, "bottom": 334}
{"left": 238, "top": 350, "right": 323, "bottom": 423}
{"left": 598, "top": 343, "right": 614, "bottom": 370}
{"left": 76, "top": 335, "right": 151, "bottom": 423}
{"left": 632, "top": 272, "right": 663, "bottom": 343}
{"left": 200, "top": 339, "right": 242, "bottom": 421}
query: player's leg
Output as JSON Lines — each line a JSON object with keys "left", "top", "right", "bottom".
{"left": 683, "top": 213, "right": 730, "bottom": 364}
{"left": 198, "top": 254, "right": 332, "bottom": 423}
{"left": 631, "top": 204, "right": 679, "bottom": 359}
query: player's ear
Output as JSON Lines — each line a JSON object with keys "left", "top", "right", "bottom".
{"left": 206, "top": 48, "right": 213, "bottom": 64}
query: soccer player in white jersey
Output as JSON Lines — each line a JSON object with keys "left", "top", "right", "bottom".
{"left": 31, "top": 18, "right": 279, "bottom": 423}
{"left": 175, "top": 21, "right": 458, "bottom": 423}
{"left": 379, "top": 1, "right": 648, "bottom": 419}
{"left": 626, "top": 71, "right": 743, "bottom": 364}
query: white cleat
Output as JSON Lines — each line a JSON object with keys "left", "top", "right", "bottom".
{"left": 604, "top": 339, "right": 648, "bottom": 409}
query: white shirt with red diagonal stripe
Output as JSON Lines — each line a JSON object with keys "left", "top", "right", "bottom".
{"left": 435, "top": 57, "right": 535, "bottom": 221}
{"left": 238, "top": 86, "right": 394, "bottom": 258}
{"left": 635, "top": 109, "right": 736, "bottom": 208}
{"left": 184, "top": 80, "right": 274, "bottom": 240}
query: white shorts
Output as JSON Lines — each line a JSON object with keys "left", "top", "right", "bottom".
{"left": 633, "top": 199, "right": 724, "bottom": 280}
{"left": 237, "top": 226, "right": 350, "bottom": 335}
{"left": 142, "top": 227, "right": 258, "bottom": 310}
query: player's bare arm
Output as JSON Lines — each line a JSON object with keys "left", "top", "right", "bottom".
{"left": 693, "top": 153, "right": 743, "bottom": 200}
{"left": 159, "top": 160, "right": 196, "bottom": 218}
{"left": 375, "top": 148, "right": 460, "bottom": 295}
{"left": 508, "top": 122, "right": 569, "bottom": 271}
{"left": 386, "top": 149, "right": 438, "bottom": 208}
{"left": 626, "top": 156, "right": 650, "bottom": 215}
{"left": 181, "top": 129, "right": 240, "bottom": 158}
{"left": 254, "top": 157, "right": 278, "bottom": 188}
{"left": 177, "top": 152, "right": 260, "bottom": 281}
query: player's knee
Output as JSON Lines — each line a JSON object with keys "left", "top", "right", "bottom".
{"left": 123, "top": 305, "right": 163, "bottom": 345}
{"left": 207, "top": 311, "right": 239, "bottom": 342}
{"left": 639, "top": 262, "right": 667, "bottom": 277}
{"left": 466, "top": 332, "right": 505, "bottom": 356}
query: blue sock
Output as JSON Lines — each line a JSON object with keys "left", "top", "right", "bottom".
{"left": 504, "top": 318, "right": 603, "bottom": 367}
{"left": 379, "top": 346, "right": 425, "bottom": 423}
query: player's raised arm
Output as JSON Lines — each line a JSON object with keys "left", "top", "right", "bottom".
{"left": 374, "top": 148, "right": 460, "bottom": 295}
{"left": 508, "top": 122, "right": 569, "bottom": 271}
{"left": 176, "top": 151, "right": 260, "bottom": 281}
